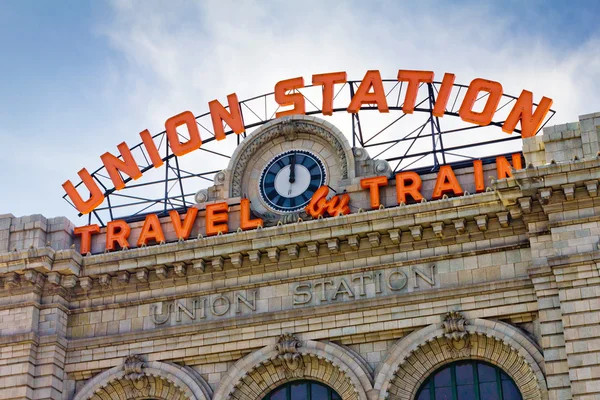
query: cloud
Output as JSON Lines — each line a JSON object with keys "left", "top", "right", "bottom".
{"left": 4, "top": 0, "right": 600, "bottom": 220}
{"left": 100, "top": 0, "right": 600, "bottom": 123}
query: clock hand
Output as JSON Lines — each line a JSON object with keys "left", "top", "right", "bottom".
{"left": 289, "top": 154, "right": 296, "bottom": 183}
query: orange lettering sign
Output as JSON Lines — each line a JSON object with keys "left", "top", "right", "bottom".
{"left": 137, "top": 214, "right": 165, "bottom": 247}
{"left": 306, "top": 186, "right": 350, "bottom": 218}
{"left": 473, "top": 160, "right": 485, "bottom": 193}
{"left": 209, "top": 93, "right": 245, "bottom": 141}
{"left": 397, "top": 70, "right": 434, "bottom": 113}
{"left": 62, "top": 168, "right": 104, "bottom": 215}
{"left": 275, "top": 77, "right": 306, "bottom": 118}
{"left": 74, "top": 224, "right": 100, "bottom": 254}
{"left": 312, "top": 71, "right": 347, "bottom": 116}
{"left": 502, "top": 90, "right": 553, "bottom": 138}
{"left": 347, "top": 70, "right": 389, "bottom": 113}
{"left": 459, "top": 78, "right": 503, "bottom": 126}
{"left": 395, "top": 171, "right": 423, "bottom": 204}
{"left": 63, "top": 69, "right": 553, "bottom": 216}
{"left": 169, "top": 207, "right": 198, "bottom": 240}
{"left": 106, "top": 220, "right": 131, "bottom": 251}
{"left": 240, "top": 199, "right": 263, "bottom": 230}
{"left": 496, "top": 153, "right": 523, "bottom": 179}
{"left": 432, "top": 73, "right": 456, "bottom": 117}
{"left": 100, "top": 142, "right": 143, "bottom": 190}
{"left": 432, "top": 165, "right": 463, "bottom": 199}
{"left": 166, "top": 111, "right": 202, "bottom": 156}
{"left": 360, "top": 176, "right": 388, "bottom": 209}
{"left": 206, "top": 202, "right": 228, "bottom": 236}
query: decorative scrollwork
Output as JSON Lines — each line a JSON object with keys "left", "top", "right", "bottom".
{"left": 442, "top": 311, "right": 471, "bottom": 356}
{"left": 275, "top": 333, "right": 304, "bottom": 376}
{"left": 123, "top": 354, "right": 149, "bottom": 392}
{"left": 442, "top": 311, "right": 468, "bottom": 341}
{"left": 195, "top": 188, "right": 209, "bottom": 203}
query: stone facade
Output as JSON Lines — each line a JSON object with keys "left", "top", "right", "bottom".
{"left": 1, "top": 113, "right": 600, "bottom": 400}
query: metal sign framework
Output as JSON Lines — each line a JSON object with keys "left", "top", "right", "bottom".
{"left": 63, "top": 79, "right": 556, "bottom": 226}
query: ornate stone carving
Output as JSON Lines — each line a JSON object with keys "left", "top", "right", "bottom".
{"left": 4, "top": 272, "right": 20, "bottom": 290}
{"left": 443, "top": 311, "right": 468, "bottom": 340}
{"left": 98, "top": 274, "right": 111, "bottom": 289}
{"left": 214, "top": 171, "right": 226, "bottom": 185}
{"left": 442, "top": 311, "right": 471, "bottom": 356}
{"left": 275, "top": 333, "right": 304, "bottom": 376}
{"left": 374, "top": 159, "right": 390, "bottom": 174}
{"left": 123, "top": 354, "right": 149, "bottom": 392}
{"left": 195, "top": 189, "right": 209, "bottom": 203}
{"left": 353, "top": 147, "right": 368, "bottom": 161}
{"left": 281, "top": 119, "right": 298, "bottom": 141}
{"left": 230, "top": 120, "right": 349, "bottom": 197}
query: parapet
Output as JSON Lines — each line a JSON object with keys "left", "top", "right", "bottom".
{"left": 523, "top": 112, "right": 600, "bottom": 166}
{"left": 0, "top": 213, "right": 75, "bottom": 253}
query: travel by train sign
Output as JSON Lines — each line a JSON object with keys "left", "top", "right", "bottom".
{"left": 64, "top": 69, "right": 555, "bottom": 254}
{"left": 63, "top": 69, "right": 553, "bottom": 216}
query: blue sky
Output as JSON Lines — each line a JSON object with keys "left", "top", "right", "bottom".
{"left": 1, "top": 0, "right": 600, "bottom": 223}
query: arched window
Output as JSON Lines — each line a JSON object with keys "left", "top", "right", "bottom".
{"left": 415, "top": 361, "right": 522, "bottom": 400}
{"left": 263, "top": 380, "right": 342, "bottom": 400}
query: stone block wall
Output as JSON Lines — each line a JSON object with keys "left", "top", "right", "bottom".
{"left": 0, "top": 214, "right": 75, "bottom": 253}
{"left": 523, "top": 112, "right": 600, "bottom": 167}
{"left": 2, "top": 115, "right": 600, "bottom": 399}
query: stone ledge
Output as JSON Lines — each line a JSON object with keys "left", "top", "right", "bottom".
{"left": 0, "top": 331, "right": 39, "bottom": 346}
{"left": 63, "top": 242, "right": 528, "bottom": 310}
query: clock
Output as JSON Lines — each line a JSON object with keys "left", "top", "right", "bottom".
{"left": 259, "top": 150, "right": 327, "bottom": 213}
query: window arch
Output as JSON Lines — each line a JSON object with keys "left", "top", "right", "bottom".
{"left": 415, "top": 361, "right": 522, "bottom": 400}
{"left": 263, "top": 380, "right": 342, "bottom": 400}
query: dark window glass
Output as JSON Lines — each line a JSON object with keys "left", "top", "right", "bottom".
{"left": 435, "top": 387, "right": 453, "bottom": 400}
{"left": 479, "top": 382, "right": 500, "bottom": 400}
{"left": 417, "top": 388, "right": 431, "bottom": 400}
{"left": 291, "top": 382, "right": 308, "bottom": 400}
{"left": 434, "top": 368, "right": 452, "bottom": 387}
{"left": 477, "top": 363, "right": 497, "bottom": 383}
{"left": 502, "top": 380, "right": 521, "bottom": 398}
{"left": 457, "top": 385, "right": 476, "bottom": 400}
{"left": 270, "top": 386, "right": 287, "bottom": 400}
{"left": 311, "top": 383, "right": 328, "bottom": 399}
{"left": 456, "top": 363, "right": 474, "bottom": 385}
{"left": 415, "top": 361, "right": 523, "bottom": 400}
{"left": 264, "top": 380, "right": 341, "bottom": 400}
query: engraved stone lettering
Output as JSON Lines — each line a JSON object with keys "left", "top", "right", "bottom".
{"left": 387, "top": 270, "right": 408, "bottom": 291}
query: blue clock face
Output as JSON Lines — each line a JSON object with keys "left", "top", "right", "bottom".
{"left": 259, "top": 150, "right": 326, "bottom": 213}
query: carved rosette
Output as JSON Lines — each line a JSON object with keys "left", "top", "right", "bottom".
{"left": 442, "top": 311, "right": 471, "bottom": 356}
{"left": 123, "top": 354, "right": 149, "bottom": 392}
{"left": 275, "top": 333, "right": 304, "bottom": 377}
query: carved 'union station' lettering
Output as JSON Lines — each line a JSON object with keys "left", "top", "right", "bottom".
{"left": 151, "top": 291, "right": 257, "bottom": 325}
{"left": 293, "top": 266, "right": 435, "bottom": 305}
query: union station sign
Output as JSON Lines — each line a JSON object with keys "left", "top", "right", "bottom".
{"left": 61, "top": 69, "right": 553, "bottom": 255}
